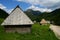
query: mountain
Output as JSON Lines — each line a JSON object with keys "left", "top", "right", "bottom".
{"left": 0, "top": 9, "right": 9, "bottom": 19}
{"left": 24, "top": 9, "right": 41, "bottom": 21}
{"left": 38, "top": 8, "right": 60, "bottom": 25}
{"left": 50, "top": 8, "right": 60, "bottom": 25}
{"left": 0, "top": 9, "right": 9, "bottom": 24}
{"left": 36, "top": 12, "right": 51, "bottom": 22}
{"left": 39, "top": 8, "right": 60, "bottom": 25}
{"left": 25, "top": 9, "right": 41, "bottom": 15}
{"left": 25, "top": 8, "right": 60, "bottom": 25}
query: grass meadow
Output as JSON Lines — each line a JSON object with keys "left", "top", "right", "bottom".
{"left": 0, "top": 20, "right": 59, "bottom": 40}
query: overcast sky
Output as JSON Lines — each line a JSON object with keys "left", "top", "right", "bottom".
{"left": 0, "top": 0, "right": 60, "bottom": 13}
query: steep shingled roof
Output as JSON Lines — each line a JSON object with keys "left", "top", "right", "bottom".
{"left": 1, "top": 5, "right": 33, "bottom": 25}
{"left": 40, "top": 19, "right": 47, "bottom": 24}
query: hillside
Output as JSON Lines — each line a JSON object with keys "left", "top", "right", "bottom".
{"left": 50, "top": 8, "right": 60, "bottom": 25}
{"left": 25, "top": 9, "right": 51, "bottom": 22}
{"left": 0, "top": 9, "right": 9, "bottom": 24}
{"left": 0, "top": 9, "right": 9, "bottom": 19}
{"left": 25, "top": 9, "right": 41, "bottom": 21}
{"left": 25, "top": 8, "right": 60, "bottom": 25}
{"left": 37, "top": 8, "right": 60, "bottom": 25}
{"left": 25, "top": 9, "right": 41, "bottom": 15}
{"left": 37, "top": 12, "right": 50, "bottom": 21}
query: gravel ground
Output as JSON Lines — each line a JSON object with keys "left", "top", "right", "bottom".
{"left": 50, "top": 24, "right": 60, "bottom": 39}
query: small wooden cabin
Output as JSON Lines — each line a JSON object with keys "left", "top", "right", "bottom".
{"left": 40, "top": 19, "right": 47, "bottom": 25}
{"left": 1, "top": 5, "right": 33, "bottom": 33}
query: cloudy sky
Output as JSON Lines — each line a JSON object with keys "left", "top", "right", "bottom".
{"left": 0, "top": 0, "right": 60, "bottom": 13}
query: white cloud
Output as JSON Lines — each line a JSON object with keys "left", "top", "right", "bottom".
{"left": 27, "top": 5, "right": 52, "bottom": 12}
{"left": 0, "top": 4, "right": 6, "bottom": 9}
{"left": 16, "top": 0, "right": 60, "bottom": 9}
{"left": 5, "top": 9, "right": 13, "bottom": 14}
{"left": 17, "top": 0, "right": 40, "bottom": 5}
{"left": 0, "top": 3, "right": 13, "bottom": 13}
{"left": 16, "top": 0, "right": 60, "bottom": 6}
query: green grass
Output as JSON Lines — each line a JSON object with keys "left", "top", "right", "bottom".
{"left": 0, "top": 18, "right": 4, "bottom": 24}
{"left": 0, "top": 22, "right": 59, "bottom": 40}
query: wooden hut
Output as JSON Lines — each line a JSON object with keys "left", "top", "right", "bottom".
{"left": 40, "top": 19, "right": 47, "bottom": 25}
{"left": 1, "top": 5, "right": 34, "bottom": 33}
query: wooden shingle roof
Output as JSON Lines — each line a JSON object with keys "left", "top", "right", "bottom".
{"left": 40, "top": 19, "right": 47, "bottom": 24}
{"left": 1, "top": 5, "right": 34, "bottom": 25}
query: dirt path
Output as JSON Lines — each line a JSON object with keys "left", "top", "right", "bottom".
{"left": 50, "top": 24, "right": 60, "bottom": 39}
